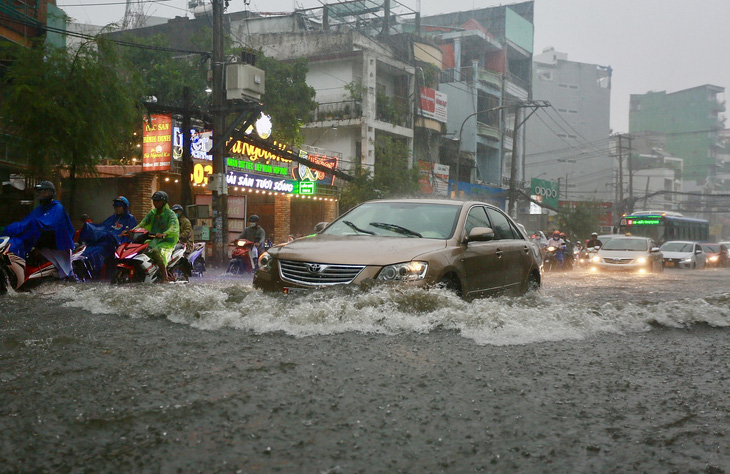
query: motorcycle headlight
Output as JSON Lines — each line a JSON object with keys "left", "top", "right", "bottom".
{"left": 547, "top": 246, "right": 556, "bottom": 251}
{"left": 377, "top": 261, "right": 428, "bottom": 281}
{"left": 592, "top": 255, "right": 601, "bottom": 263}
{"left": 636, "top": 257, "right": 646, "bottom": 264}
{"left": 258, "top": 252, "right": 272, "bottom": 272}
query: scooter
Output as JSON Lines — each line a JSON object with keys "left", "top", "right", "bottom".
{"left": 111, "top": 229, "right": 189, "bottom": 284}
{"left": 0, "top": 236, "right": 91, "bottom": 293}
{"left": 187, "top": 242, "right": 206, "bottom": 277}
{"left": 542, "top": 245, "right": 565, "bottom": 272}
{"left": 226, "top": 239, "right": 255, "bottom": 275}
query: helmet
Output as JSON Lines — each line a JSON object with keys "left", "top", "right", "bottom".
{"left": 591, "top": 232, "right": 598, "bottom": 237}
{"left": 113, "top": 196, "right": 129, "bottom": 208}
{"left": 553, "top": 231, "right": 560, "bottom": 236}
{"left": 151, "top": 191, "right": 168, "bottom": 202}
{"left": 248, "top": 214, "right": 260, "bottom": 223}
{"left": 560, "top": 232, "right": 566, "bottom": 237}
{"left": 171, "top": 204, "right": 184, "bottom": 213}
{"left": 34, "top": 181, "right": 56, "bottom": 194}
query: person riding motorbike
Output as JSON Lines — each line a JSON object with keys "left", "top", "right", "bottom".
{"left": 130, "top": 191, "right": 179, "bottom": 283}
{"left": 561, "top": 232, "right": 575, "bottom": 270}
{"left": 171, "top": 204, "right": 194, "bottom": 254}
{"left": 545, "top": 231, "right": 566, "bottom": 269}
{"left": 1, "top": 181, "right": 75, "bottom": 278}
{"left": 79, "top": 196, "right": 137, "bottom": 278}
{"left": 237, "top": 214, "right": 265, "bottom": 270}
{"left": 586, "top": 232, "right": 603, "bottom": 249}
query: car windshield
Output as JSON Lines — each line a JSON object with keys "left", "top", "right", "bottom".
{"left": 661, "top": 242, "right": 693, "bottom": 252}
{"left": 323, "top": 202, "right": 461, "bottom": 239}
{"left": 601, "top": 238, "right": 648, "bottom": 251}
{"left": 701, "top": 245, "right": 718, "bottom": 253}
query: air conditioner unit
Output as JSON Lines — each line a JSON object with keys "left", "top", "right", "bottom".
{"left": 226, "top": 63, "right": 265, "bottom": 100}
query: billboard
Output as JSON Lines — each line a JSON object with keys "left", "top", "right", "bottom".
{"left": 419, "top": 87, "right": 448, "bottom": 123}
{"left": 173, "top": 127, "right": 213, "bottom": 161}
{"left": 418, "top": 161, "right": 450, "bottom": 196}
{"left": 142, "top": 114, "right": 172, "bottom": 171}
{"left": 531, "top": 177, "right": 559, "bottom": 208}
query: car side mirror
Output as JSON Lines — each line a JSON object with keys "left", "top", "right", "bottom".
{"left": 467, "top": 226, "right": 494, "bottom": 242}
{"left": 651, "top": 247, "right": 661, "bottom": 253}
{"left": 695, "top": 249, "right": 703, "bottom": 255}
{"left": 314, "top": 222, "right": 329, "bottom": 232}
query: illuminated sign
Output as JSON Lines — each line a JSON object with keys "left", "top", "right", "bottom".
{"left": 173, "top": 128, "right": 213, "bottom": 161}
{"left": 291, "top": 151, "right": 339, "bottom": 185}
{"left": 227, "top": 157, "right": 288, "bottom": 177}
{"left": 627, "top": 218, "right": 661, "bottom": 226}
{"left": 229, "top": 140, "right": 293, "bottom": 164}
{"left": 297, "top": 181, "right": 315, "bottom": 195}
{"left": 226, "top": 170, "right": 295, "bottom": 193}
{"left": 142, "top": 114, "right": 172, "bottom": 171}
{"left": 191, "top": 162, "right": 214, "bottom": 185}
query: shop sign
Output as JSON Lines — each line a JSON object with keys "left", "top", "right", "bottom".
{"left": 291, "top": 151, "right": 339, "bottom": 185}
{"left": 419, "top": 87, "right": 447, "bottom": 123}
{"left": 531, "top": 177, "right": 559, "bottom": 208}
{"left": 418, "top": 161, "right": 449, "bottom": 196}
{"left": 191, "top": 162, "right": 214, "bottom": 185}
{"left": 297, "top": 181, "right": 316, "bottom": 195}
{"left": 227, "top": 157, "right": 288, "bottom": 177}
{"left": 142, "top": 114, "right": 172, "bottom": 171}
{"left": 173, "top": 127, "right": 213, "bottom": 161}
{"left": 229, "top": 139, "right": 293, "bottom": 165}
{"left": 226, "top": 170, "right": 296, "bottom": 193}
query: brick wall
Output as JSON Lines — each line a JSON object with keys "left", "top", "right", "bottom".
{"left": 273, "top": 195, "right": 291, "bottom": 244}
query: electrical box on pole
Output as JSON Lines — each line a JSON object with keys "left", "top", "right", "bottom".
{"left": 226, "top": 64, "right": 265, "bottom": 101}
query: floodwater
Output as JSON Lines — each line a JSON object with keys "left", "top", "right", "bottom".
{"left": 1, "top": 268, "right": 729, "bottom": 472}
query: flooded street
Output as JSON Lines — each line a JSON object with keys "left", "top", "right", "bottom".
{"left": 1, "top": 269, "right": 730, "bottom": 472}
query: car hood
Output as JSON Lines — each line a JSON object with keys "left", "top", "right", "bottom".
{"left": 267, "top": 235, "right": 448, "bottom": 266}
{"left": 661, "top": 251, "right": 693, "bottom": 258}
{"left": 597, "top": 250, "right": 648, "bottom": 258}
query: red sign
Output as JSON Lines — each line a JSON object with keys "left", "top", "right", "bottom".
{"left": 291, "top": 153, "right": 339, "bottom": 185}
{"left": 419, "top": 87, "right": 447, "bottom": 123}
{"left": 142, "top": 114, "right": 172, "bottom": 171}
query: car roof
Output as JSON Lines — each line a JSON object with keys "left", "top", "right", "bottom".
{"left": 365, "top": 198, "right": 502, "bottom": 210}
{"left": 662, "top": 240, "right": 696, "bottom": 244}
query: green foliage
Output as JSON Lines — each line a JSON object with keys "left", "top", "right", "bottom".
{"left": 555, "top": 201, "right": 600, "bottom": 241}
{"left": 1, "top": 39, "right": 142, "bottom": 178}
{"left": 339, "top": 135, "right": 419, "bottom": 212}
{"left": 255, "top": 53, "right": 317, "bottom": 146}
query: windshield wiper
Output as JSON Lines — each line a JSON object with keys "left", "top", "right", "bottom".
{"left": 343, "top": 220, "right": 375, "bottom": 235}
{"left": 369, "top": 222, "right": 422, "bottom": 238}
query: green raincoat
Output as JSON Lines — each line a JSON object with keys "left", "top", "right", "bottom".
{"left": 135, "top": 203, "right": 179, "bottom": 265}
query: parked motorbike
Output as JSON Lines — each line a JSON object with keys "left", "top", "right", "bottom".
{"left": 111, "top": 229, "right": 189, "bottom": 284}
{"left": 0, "top": 235, "right": 92, "bottom": 293}
{"left": 226, "top": 239, "right": 255, "bottom": 275}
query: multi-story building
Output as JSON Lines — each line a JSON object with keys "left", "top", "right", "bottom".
{"left": 419, "top": 1, "right": 534, "bottom": 209}
{"left": 525, "top": 48, "right": 612, "bottom": 203}
{"left": 629, "top": 85, "right": 726, "bottom": 185}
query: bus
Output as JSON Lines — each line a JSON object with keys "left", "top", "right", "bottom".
{"left": 618, "top": 211, "right": 709, "bottom": 245}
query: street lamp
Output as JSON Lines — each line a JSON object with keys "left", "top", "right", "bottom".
{"left": 451, "top": 105, "right": 506, "bottom": 196}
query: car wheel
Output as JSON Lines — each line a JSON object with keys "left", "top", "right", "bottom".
{"left": 437, "top": 275, "right": 461, "bottom": 297}
{"left": 522, "top": 273, "right": 540, "bottom": 294}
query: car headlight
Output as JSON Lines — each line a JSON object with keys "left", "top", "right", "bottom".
{"left": 377, "top": 261, "right": 428, "bottom": 281}
{"left": 709, "top": 256, "right": 719, "bottom": 262}
{"left": 592, "top": 255, "right": 601, "bottom": 263}
{"left": 682, "top": 257, "right": 692, "bottom": 262}
{"left": 636, "top": 257, "right": 646, "bottom": 264}
{"left": 258, "top": 252, "right": 272, "bottom": 272}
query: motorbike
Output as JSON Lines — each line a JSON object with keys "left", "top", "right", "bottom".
{"left": 542, "top": 245, "right": 565, "bottom": 272}
{"left": 111, "top": 229, "right": 190, "bottom": 284}
{"left": 226, "top": 239, "right": 255, "bottom": 275}
{"left": 187, "top": 242, "right": 206, "bottom": 277}
{"left": 0, "top": 235, "right": 92, "bottom": 293}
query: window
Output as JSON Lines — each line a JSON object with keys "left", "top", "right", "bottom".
{"left": 486, "top": 208, "right": 519, "bottom": 240}
{"left": 465, "top": 206, "right": 490, "bottom": 236}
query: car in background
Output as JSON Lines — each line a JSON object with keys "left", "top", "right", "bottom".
{"left": 253, "top": 199, "right": 543, "bottom": 299}
{"left": 700, "top": 243, "right": 728, "bottom": 268}
{"left": 589, "top": 236, "right": 663, "bottom": 273}
{"left": 660, "top": 241, "right": 707, "bottom": 269}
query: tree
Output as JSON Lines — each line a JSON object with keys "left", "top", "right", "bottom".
{"left": 555, "top": 201, "right": 600, "bottom": 242}
{"left": 1, "top": 38, "right": 142, "bottom": 215}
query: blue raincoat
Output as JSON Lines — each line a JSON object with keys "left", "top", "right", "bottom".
{"left": 3, "top": 200, "right": 75, "bottom": 258}
{"left": 79, "top": 209, "right": 137, "bottom": 275}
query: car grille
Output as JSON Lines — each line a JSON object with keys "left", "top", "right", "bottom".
{"left": 603, "top": 257, "right": 634, "bottom": 264}
{"left": 279, "top": 260, "right": 365, "bottom": 286}
{"left": 664, "top": 258, "right": 682, "bottom": 264}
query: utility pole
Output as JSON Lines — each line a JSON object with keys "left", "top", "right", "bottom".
{"left": 181, "top": 86, "right": 193, "bottom": 208}
{"left": 617, "top": 134, "right": 624, "bottom": 216}
{"left": 626, "top": 134, "right": 634, "bottom": 214}
{"left": 508, "top": 100, "right": 549, "bottom": 217}
{"left": 211, "top": 0, "right": 227, "bottom": 264}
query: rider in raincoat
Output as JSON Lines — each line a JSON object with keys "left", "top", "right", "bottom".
{"left": 1, "top": 181, "right": 75, "bottom": 277}
{"left": 133, "top": 191, "right": 179, "bottom": 282}
{"left": 79, "top": 196, "right": 137, "bottom": 278}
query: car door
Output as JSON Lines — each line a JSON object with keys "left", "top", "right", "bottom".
{"left": 485, "top": 207, "right": 531, "bottom": 292}
{"left": 695, "top": 243, "right": 706, "bottom": 268}
{"left": 459, "top": 206, "right": 503, "bottom": 297}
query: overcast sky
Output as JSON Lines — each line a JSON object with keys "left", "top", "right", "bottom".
{"left": 60, "top": 0, "right": 729, "bottom": 133}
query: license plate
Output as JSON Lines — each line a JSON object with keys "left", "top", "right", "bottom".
{"left": 283, "top": 287, "right": 310, "bottom": 295}
{"left": 665, "top": 261, "right": 674, "bottom": 267}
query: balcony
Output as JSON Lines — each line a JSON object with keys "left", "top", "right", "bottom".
{"left": 504, "top": 73, "right": 529, "bottom": 100}
{"left": 477, "top": 122, "right": 502, "bottom": 141}
{"left": 309, "top": 100, "right": 362, "bottom": 123}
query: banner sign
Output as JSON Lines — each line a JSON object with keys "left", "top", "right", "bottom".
{"left": 227, "top": 157, "right": 288, "bottom": 177}
{"left": 226, "top": 170, "right": 296, "bottom": 194}
{"left": 173, "top": 128, "right": 213, "bottom": 161}
{"left": 531, "top": 177, "right": 559, "bottom": 208}
{"left": 418, "top": 161, "right": 450, "bottom": 196}
{"left": 291, "top": 151, "right": 339, "bottom": 185}
{"left": 142, "top": 114, "right": 172, "bottom": 171}
{"left": 419, "top": 87, "right": 448, "bottom": 123}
